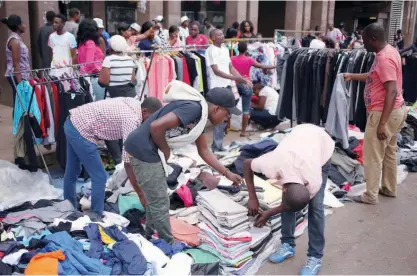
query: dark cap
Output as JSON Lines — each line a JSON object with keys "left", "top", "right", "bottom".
{"left": 206, "top": 87, "right": 242, "bottom": 115}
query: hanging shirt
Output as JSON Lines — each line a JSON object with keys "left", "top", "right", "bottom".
{"left": 78, "top": 40, "right": 104, "bottom": 74}
{"left": 205, "top": 45, "right": 233, "bottom": 89}
{"left": 69, "top": 97, "right": 143, "bottom": 163}
{"left": 364, "top": 44, "right": 403, "bottom": 112}
{"left": 251, "top": 124, "right": 335, "bottom": 198}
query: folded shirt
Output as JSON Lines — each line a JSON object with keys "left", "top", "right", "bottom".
{"left": 249, "top": 224, "right": 271, "bottom": 248}
{"left": 198, "top": 223, "right": 251, "bottom": 242}
{"left": 197, "top": 189, "right": 247, "bottom": 216}
{"left": 197, "top": 204, "right": 248, "bottom": 228}
{"left": 199, "top": 214, "right": 249, "bottom": 237}
{"left": 198, "top": 244, "right": 253, "bottom": 267}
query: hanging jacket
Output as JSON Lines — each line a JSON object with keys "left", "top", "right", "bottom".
{"left": 13, "top": 81, "right": 41, "bottom": 135}
{"left": 325, "top": 74, "right": 350, "bottom": 149}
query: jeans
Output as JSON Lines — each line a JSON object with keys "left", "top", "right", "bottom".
{"left": 63, "top": 118, "right": 107, "bottom": 215}
{"left": 280, "top": 161, "right": 330, "bottom": 259}
{"left": 250, "top": 109, "right": 280, "bottom": 129}
{"left": 130, "top": 156, "right": 174, "bottom": 243}
{"left": 212, "top": 121, "right": 228, "bottom": 152}
{"left": 236, "top": 83, "right": 252, "bottom": 114}
{"left": 91, "top": 77, "right": 106, "bottom": 101}
{"left": 105, "top": 140, "right": 123, "bottom": 165}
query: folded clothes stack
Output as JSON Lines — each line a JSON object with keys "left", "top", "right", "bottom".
{"left": 196, "top": 189, "right": 253, "bottom": 268}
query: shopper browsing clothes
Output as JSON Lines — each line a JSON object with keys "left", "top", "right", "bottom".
{"left": 205, "top": 28, "right": 251, "bottom": 152}
{"left": 243, "top": 124, "right": 335, "bottom": 276}
{"left": 124, "top": 81, "right": 243, "bottom": 243}
{"left": 63, "top": 97, "right": 162, "bottom": 218}
{"left": 344, "top": 23, "right": 407, "bottom": 204}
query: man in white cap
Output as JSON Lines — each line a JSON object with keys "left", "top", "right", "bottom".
{"left": 179, "top": 15, "right": 190, "bottom": 46}
{"left": 93, "top": 18, "right": 110, "bottom": 53}
{"left": 153, "top": 15, "right": 168, "bottom": 46}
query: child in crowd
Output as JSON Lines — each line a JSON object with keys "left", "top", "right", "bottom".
{"left": 250, "top": 79, "right": 280, "bottom": 129}
{"left": 243, "top": 124, "right": 335, "bottom": 276}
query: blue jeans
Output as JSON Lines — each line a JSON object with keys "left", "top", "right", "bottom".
{"left": 236, "top": 83, "right": 253, "bottom": 114}
{"left": 280, "top": 161, "right": 330, "bottom": 258}
{"left": 91, "top": 77, "right": 106, "bottom": 101}
{"left": 63, "top": 118, "right": 107, "bottom": 215}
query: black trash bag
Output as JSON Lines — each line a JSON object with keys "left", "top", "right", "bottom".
{"left": 190, "top": 263, "right": 221, "bottom": 275}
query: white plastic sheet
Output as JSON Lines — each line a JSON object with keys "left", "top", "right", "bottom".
{"left": 0, "top": 160, "right": 62, "bottom": 211}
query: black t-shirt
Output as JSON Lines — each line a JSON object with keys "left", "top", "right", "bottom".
{"left": 124, "top": 100, "right": 202, "bottom": 163}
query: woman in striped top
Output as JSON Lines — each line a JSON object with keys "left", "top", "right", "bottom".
{"left": 98, "top": 35, "right": 137, "bottom": 98}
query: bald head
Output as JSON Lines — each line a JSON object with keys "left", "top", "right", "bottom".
{"left": 362, "top": 23, "right": 387, "bottom": 52}
{"left": 282, "top": 183, "right": 310, "bottom": 212}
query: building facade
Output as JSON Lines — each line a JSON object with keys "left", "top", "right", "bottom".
{"left": 0, "top": 0, "right": 416, "bottom": 106}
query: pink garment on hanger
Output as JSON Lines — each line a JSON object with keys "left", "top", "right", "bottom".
{"left": 176, "top": 185, "right": 193, "bottom": 207}
{"left": 148, "top": 56, "right": 174, "bottom": 102}
{"left": 170, "top": 217, "right": 201, "bottom": 246}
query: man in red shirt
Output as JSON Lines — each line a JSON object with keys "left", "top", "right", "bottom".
{"left": 344, "top": 23, "right": 407, "bottom": 204}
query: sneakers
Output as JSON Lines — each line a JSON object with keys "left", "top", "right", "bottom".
{"left": 300, "top": 257, "right": 322, "bottom": 275}
{"left": 269, "top": 243, "right": 295, "bottom": 263}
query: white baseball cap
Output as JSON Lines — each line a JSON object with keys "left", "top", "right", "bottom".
{"left": 180, "top": 16, "right": 190, "bottom": 24}
{"left": 93, "top": 18, "right": 104, "bottom": 29}
{"left": 130, "top": 23, "right": 141, "bottom": 33}
{"left": 154, "top": 15, "right": 164, "bottom": 22}
{"left": 110, "top": 35, "right": 129, "bottom": 52}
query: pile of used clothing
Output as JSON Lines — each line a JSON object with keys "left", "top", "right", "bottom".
{"left": 2, "top": 123, "right": 372, "bottom": 275}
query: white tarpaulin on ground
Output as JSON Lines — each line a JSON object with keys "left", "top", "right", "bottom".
{"left": 0, "top": 160, "right": 62, "bottom": 211}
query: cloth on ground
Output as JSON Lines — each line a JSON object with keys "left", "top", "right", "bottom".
{"left": 151, "top": 239, "right": 188, "bottom": 257}
{"left": 42, "top": 232, "right": 112, "bottom": 275}
{"left": 170, "top": 217, "right": 201, "bottom": 246}
{"left": 125, "top": 233, "right": 169, "bottom": 269}
{"left": 159, "top": 252, "right": 193, "bottom": 276}
{"left": 190, "top": 263, "right": 221, "bottom": 275}
{"left": 123, "top": 209, "right": 145, "bottom": 235}
{"left": 2, "top": 249, "right": 28, "bottom": 265}
{"left": 331, "top": 148, "right": 364, "bottom": 184}
{"left": 118, "top": 194, "right": 145, "bottom": 215}
{"left": 24, "top": 250, "right": 65, "bottom": 275}
{"left": 184, "top": 248, "right": 220, "bottom": 264}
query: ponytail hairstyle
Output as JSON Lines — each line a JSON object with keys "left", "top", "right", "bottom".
{"left": 1, "top": 15, "right": 22, "bottom": 32}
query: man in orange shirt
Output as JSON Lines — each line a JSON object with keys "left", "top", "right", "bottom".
{"left": 344, "top": 23, "right": 407, "bottom": 204}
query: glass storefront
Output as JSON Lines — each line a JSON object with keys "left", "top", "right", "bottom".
{"left": 181, "top": 0, "right": 226, "bottom": 28}
{"left": 106, "top": 1, "right": 138, "bottom": 35}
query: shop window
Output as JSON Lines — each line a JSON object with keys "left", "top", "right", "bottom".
{"left": 106, "top": 1, "right": 137, "bottom": 35}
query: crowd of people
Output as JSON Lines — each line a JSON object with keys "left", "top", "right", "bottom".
{"left": 0, "top": 8, "right": 413, "bottom": 275}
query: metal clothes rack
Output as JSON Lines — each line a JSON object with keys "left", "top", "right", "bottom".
{"left": 10, "top": 63, "right": 100, "bottom": 185}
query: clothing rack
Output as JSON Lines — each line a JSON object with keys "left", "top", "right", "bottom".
{"left": 10, "top": 63, "right": 100, "bottom": 184}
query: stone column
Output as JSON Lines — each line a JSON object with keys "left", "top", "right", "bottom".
{"left": 91, "top": 1, "right": 106, "bottom": 22}
{"left": 138, "top": 1, "right": 164, "bottom": 24}
{"left": 302, "top": 0, "right": 312, "bottom": 31}
{"left": 284, "top": 1, "right": 303, "bottom": 37}
{"left": 311, "top": 1, "right": 328, "bottom": 35}
{"left": 225, "top": 0, "right": 247, "bottom": 30}
{"left": 327, "top": 0, "right": 335, "bottom": 26}
{"left": 247, "top": 0, "right": 259, "bottom": 34}
{"left": 164, "top": 0, "right": 181, "bottom": 28}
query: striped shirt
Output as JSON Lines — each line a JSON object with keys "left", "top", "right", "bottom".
{"left": 69, "top": 97, "right": 142, "bottom": 163}
{"left": 102, "top": 54, "right": 137, "bottom": 86}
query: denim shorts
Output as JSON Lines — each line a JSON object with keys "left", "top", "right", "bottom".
{"left": 236, "top": 83, "right": 253, "bottom": 114}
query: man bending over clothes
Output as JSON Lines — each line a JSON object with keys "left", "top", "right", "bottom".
{"left": 243, "top": 124, "right": 335, "bottom": 276}
{"left": 64, "top": 97, "right": 162, "bottom": 219}
{"left": 124, "top": 80, "right": 243, "bottom": 244}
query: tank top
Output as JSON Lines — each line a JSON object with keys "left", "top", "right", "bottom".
{"left": 5, "top": 32, "right": 31, "bottom": 78}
